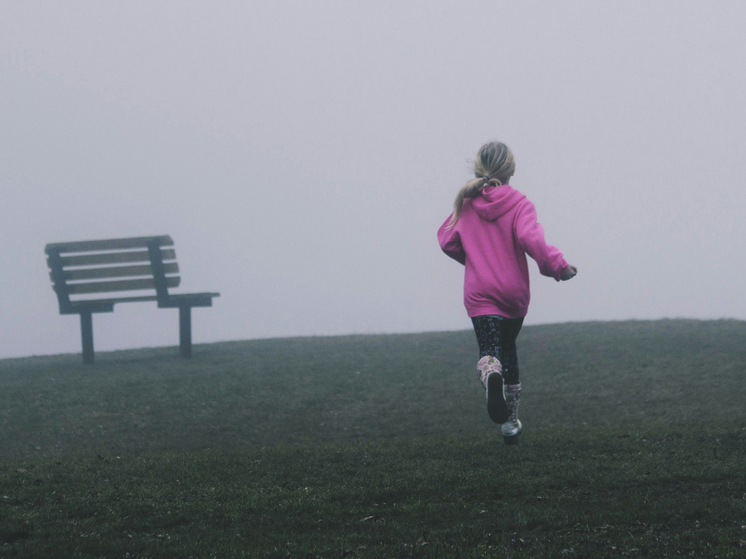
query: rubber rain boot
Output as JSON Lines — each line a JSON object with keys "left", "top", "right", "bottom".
{"left": 502, "top": 383, "right": 522, "bottom": 445}
{"left": 477, "top": 356, "right": 509, "bottom": 424}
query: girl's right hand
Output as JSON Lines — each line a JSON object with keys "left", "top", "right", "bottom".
{"left": 561, "top": 265, "right": 578, "bottom": 281}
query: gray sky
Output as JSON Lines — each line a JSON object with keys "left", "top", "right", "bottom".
{"left": 2, "top": 1, "right": 745, "bottom": 359}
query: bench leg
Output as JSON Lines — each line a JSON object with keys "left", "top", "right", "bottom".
{"left": 179, "top": 305, "right": 192, "bottom": 359}
{"left": 80, "top": 311, "right": 94, "bottom": 364}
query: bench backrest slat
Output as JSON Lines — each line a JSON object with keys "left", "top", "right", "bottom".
{"left": 50, "top": 262, "right": 180, "bottom": 282}
{"left": 56, "top": 249, "right": 177, "bottom": 267}
{"left": 45, "top": 235, "right": 174, "bottom": 254}
{"left": 64, "top": 276, "right": 181, "bottom": 295}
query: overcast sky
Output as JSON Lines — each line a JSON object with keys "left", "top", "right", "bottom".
{"left": 2, "top": 1, "right": 745, "bottom": 360}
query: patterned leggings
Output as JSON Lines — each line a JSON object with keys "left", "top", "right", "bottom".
{"left": 471, "top": 315, "right": 524, "bottom": 385}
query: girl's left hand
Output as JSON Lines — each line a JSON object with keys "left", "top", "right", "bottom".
{"left": 561, "top": 265, "right": 578, "bottom": 281}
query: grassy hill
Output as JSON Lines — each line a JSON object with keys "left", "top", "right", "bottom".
{"left": 2, "top": 319, "right": 745, "bottom": 461}
{"left": 1, "top": 320, "right": 745, "bottom": 557}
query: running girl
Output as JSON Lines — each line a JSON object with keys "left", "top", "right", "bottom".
{"left": 438, "top": 141, "right": 577, "bottom": 445}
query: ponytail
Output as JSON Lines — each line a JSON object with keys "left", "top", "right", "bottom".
{"left": 447, "top": 177, "right": 501, "bottom": 229}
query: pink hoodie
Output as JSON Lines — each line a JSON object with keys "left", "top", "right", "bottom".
{"left": 438, "top": 185, "right": 568, "bottom": 318}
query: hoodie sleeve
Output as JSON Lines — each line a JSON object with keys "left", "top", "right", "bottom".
{"left": 514, "top": 201, "right": 568, "bottom": 281}
{"left": 437, "top": 215, "right": 466, "bottom": 265}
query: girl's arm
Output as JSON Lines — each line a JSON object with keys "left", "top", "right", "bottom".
{"left": 437, "top": 215, "right": 466, "bottom": 265}
{"left": 514, "top": 201, "right": 569, "bottom": 281}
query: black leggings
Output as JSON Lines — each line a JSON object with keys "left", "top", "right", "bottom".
{"left": 471, "top": 315, "right": 524, "bottom": 385}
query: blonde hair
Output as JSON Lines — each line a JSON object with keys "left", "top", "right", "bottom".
{"left": 447, "top": 141, "right": 516, "bottom": 228}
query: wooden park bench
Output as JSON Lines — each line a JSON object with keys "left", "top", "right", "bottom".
{"left": 45, "top": 235, "right": 219, "bottom": 363}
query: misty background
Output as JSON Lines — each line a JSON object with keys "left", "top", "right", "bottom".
{"left": 1, "top": 1, "right": 745, "bottom": 360}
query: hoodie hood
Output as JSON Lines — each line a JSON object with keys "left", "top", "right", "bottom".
{"left": 471, "top": 185, "right": 526, "bottom": 222}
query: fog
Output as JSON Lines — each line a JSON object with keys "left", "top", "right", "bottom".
{"left": 2, "top": 1, "right": 745, "bottom": 359}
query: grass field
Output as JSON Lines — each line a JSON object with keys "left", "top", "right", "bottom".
{"left": 1, "top": 319, "right": 745, "bottom": 557}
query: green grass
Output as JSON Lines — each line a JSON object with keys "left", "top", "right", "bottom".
{"left": 3, "top": 424, "right": 745, "bottom": 558}
{"left": 1, "top": 319, "right": 746, "bottom": 557}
